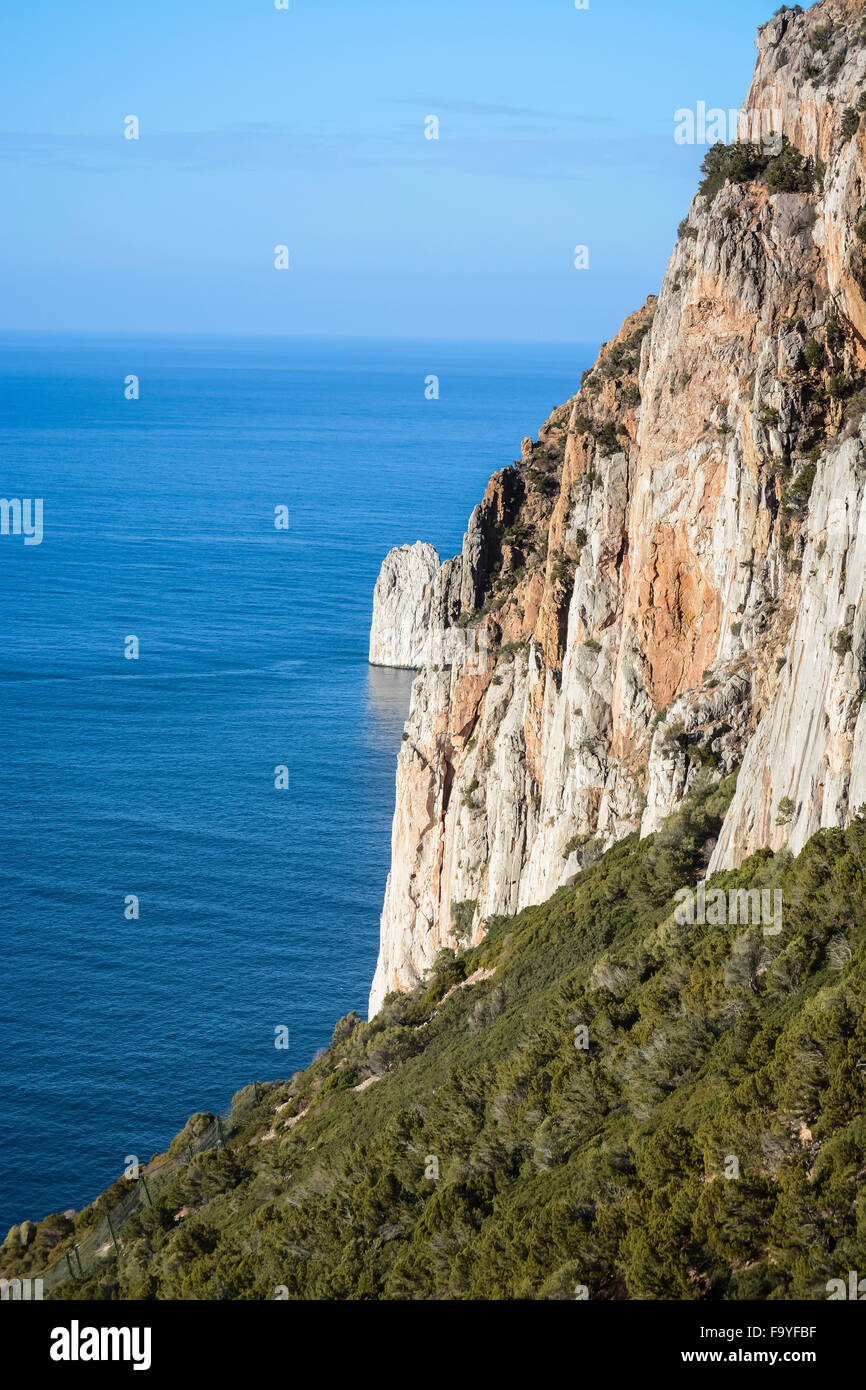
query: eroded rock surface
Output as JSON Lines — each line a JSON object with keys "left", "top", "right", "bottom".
{"left": 369, "top": 0, "right": 866, "bottom": 1015}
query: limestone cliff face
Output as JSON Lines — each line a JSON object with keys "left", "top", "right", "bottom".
{"left": 369, "top": 0, "right": 866, "bottom": 1015}
{"left": 369, "top": 541, "right": 440, "bottom": 668}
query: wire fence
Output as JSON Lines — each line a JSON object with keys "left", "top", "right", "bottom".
{"left": 34, "top": 1084, "right": 266, "bottom": 1297}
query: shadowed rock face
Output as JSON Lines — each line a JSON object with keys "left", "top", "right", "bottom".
{"left": 368, "top": 0, "right": 866, "bottom": 1017}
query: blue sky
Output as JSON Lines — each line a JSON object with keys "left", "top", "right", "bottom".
{"left": 0, "top": 0, "right": 777, "bottom": 340}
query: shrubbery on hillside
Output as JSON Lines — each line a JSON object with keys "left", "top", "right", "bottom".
{"left": 11, "top": 775, "right": 866, "bottom": 1301}
{"left": 698, "top": 137, "right": 820, "bottom": 203}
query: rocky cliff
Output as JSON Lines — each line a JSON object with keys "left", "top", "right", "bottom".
{"left": 369, "top": 0, "right": 866, "bottom": 1015}
{"left": 369, "top": 541, "right": 440, "bottom": 668}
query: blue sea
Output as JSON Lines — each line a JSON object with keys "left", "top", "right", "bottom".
{"left": 0, "top": 334, "right": 592, "bottom": 1232}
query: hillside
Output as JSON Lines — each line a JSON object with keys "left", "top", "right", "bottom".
{"left": 5, "top": 779, "right": 866, "bottom": 1299}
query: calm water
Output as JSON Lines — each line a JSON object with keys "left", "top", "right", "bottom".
{"left": 0, "top": 334, "right": 591, "bottom": 1230}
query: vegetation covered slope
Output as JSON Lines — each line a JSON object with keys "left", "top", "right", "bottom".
{"left": 5, "top": 775, "right": 866, "bottom": 1300}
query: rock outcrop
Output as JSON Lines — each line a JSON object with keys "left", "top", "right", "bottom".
{"left": 368, "top": 541, "right": 440, "bottom": 668}
{"left": 369, "top": 0, "right": 866, "bottom": 1016}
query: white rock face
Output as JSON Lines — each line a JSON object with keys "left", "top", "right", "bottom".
{"left": 710, "top": 432, "right": 866, "bottom": 870}
{"left": 368, "top": 542, "right": 440, "bottom": 668}
{"left": 368, "top": 0, "right": 866, "bottom": 1016}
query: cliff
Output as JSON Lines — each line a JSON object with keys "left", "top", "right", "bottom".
{"left": 370, "top": 0, "right": 866, "bottom": 1014}
{"left": 368, "top": 541, "right": 440, "bottom": 668}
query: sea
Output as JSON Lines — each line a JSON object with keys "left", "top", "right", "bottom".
{"left": 0, "top": 333, "right": 592, "bottom": 1232}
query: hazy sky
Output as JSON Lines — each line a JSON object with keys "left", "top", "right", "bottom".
{"left": 0, "top": 0, "right": 775, "bottom": 340}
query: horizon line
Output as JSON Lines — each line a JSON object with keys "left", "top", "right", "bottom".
{"left": 0, "top": 327, "right": 603, "bottom": 348}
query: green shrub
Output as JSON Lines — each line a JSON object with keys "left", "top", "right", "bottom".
{"left": 595, "top": 422, "right": 618, "bottom": 454}
{"left": 698, "top": 141, "right": 766, "bottom": 202}
{"left": 450, "top": 898, "right": 477, "bottom": 944}
{"left": 827, "top": 373, "right": 850, "bottom": 399}
{"left": 527, "top": 468, "right": 558, "bottom": 496}
{"left": 825, "top": 314, "right": 843, "bottom": 347}
{"left": 698, "top": 137, "right": 817, "bottom": 204}
{"left": 803, "top": 338, "right": 824, "bottom": 369}
{"left": 550, "top": 554, "right": 573, "bottom": 585}
{"left": 841, "top": 108, "right": 860, "bottom": 141}
{"left": 809, "top": 22, "right": 833, "bottom": 53}
{"left": 785, "top": 462, "right": 816, "bottom": 513}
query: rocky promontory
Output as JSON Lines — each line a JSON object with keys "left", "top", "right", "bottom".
{"left": 369, "top": 0, "right": 866, "bottom": 1015}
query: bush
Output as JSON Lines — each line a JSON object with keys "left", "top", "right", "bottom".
{"left": 803, "top": 339, "right": 824, "bottom": 369}
{"left": 527, "top": 469, "right": 557, "bottom": 496}
{"left": 827, "top": 373, "right": 850, "bottom": 399}
{"left": 765, "top": 141, "right": 813, "bottom": 193}
{"left": 698, "top": 137, "right": 817, "bottom": 204}
{"left": 699, "top": 141, "right": 767, "bottom": 202}
{"left": 809, "top": 23, "right": 833, "bottom": 53}
{"left": 785, "top": 462, "right": 816, "bottom": 513}
{"left": 450, "top": 899, "right": 477, "bottom": 944}
{"left": 825, "top": 314, "right": 843, "bottom": 347}
{"left": 550, "top": 554, "right": 573, "bottom": 585}
{"left": 841, "top": 108, "right": 860, "bottom": 142}
{"left": 595, "top": 422, "right": 618, "bottom": 454}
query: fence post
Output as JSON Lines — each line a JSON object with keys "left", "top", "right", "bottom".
{"left": 141, "top": 1173, "right": 153, "bottom": 1207}
{"left": 66, "top": 1250, "right": 75, "bottom": 1278}
{"left": 106, "top": 1211, "right": 119, "bottom": 1254}
{"left": 75, "top": 1246, "right": 83, "bottom": 1277}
